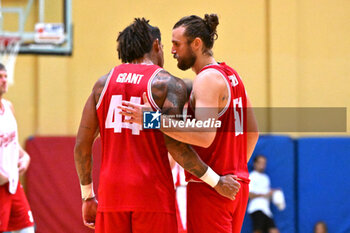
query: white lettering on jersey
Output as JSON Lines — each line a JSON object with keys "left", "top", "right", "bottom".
{"left": 116, "top": 73, "right": 144, "bottom": 84}
{"left": 0, "top": 131, "right": 17, "bottom": 147}
{"left": 228, "top": 74, "right": 239, "bottom": 87}
{"left": 233, "top": 97, "right": 244, "bottom": 136}
{"left": 28, "top": 210, "right": 34, "bottom": 223}
{"left": 105, "top": 95, "right": 142, "bottom": 135}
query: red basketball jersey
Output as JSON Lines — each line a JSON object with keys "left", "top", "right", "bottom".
{"left": 96, "top": 63, "right": 175, "bottom": 213}
{"left": 186, "top": 63, "right": 250, "bottom": 184}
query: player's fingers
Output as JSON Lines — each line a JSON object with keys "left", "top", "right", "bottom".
{"left": 226, "top": 178, "right": 240, "bottom": 190}
{"left": 119, "top": 111, "right": 133, "bottom": 117}
{"left": 123, "top": 118, "right": 135, "bottom": 123}
{"left": 235, "top": 180, "right": 241, "bottom": 188}
{"left": 84, "top": 220, "right": 95, "bottom": 229}
{"left": 121, "top": 101, "right": 132, "bottom": 107}
{"left": 121, "top": 100, "right": 140, "bottom": 109}
{"left": 227, "top": 174, "right": 239, "bottom": 182}
{"left": 143, "top": 92, "right": 148, "bottom": 104}
{"left": 85, "top": 223, "right": 95, "bottom": 229}
{"left": 118, "top": 105, "right": 137, "bottom": 113}
{"left": 231, "top": 177, "right": 241, "bottom": 188}
{"left": 224, "top": 187, "right": 236, "bottom": 200}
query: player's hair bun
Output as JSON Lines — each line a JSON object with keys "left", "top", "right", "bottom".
{"left": 204, "top": 14, "right": 219, "bottom": 41}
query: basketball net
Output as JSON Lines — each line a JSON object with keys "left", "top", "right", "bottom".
{"left": 0, "top": 36, "right": 21, "bottom": 85}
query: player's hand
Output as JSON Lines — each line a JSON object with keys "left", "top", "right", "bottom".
{"left": 118, "top": 92, "right": 152, "bottom": 125}
{"left": 214, "top": 175, "right": 240, "bottom": 200}
{"left": 265, "top": 190, "right": 276, "bottom": 199}
{"left": 82, "top": 197, "right": 98, "bottom": 229}
{"left": 18, "top": 152, "right": 30, "bottom": 176}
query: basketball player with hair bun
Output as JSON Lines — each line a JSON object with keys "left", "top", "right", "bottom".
{"left": 169, "top": 14, "right": 259, "bottom": 233}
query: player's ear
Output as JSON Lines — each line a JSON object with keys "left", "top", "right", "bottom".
{"left": 153, "top": 39, "right": 161, "bottom": 52}
{"left": 191, "top": 37, "right": 202, "bottom": 52}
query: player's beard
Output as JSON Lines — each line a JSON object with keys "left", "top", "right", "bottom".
{"left": 177, "top": 46, "right": 196, "bottom": 71}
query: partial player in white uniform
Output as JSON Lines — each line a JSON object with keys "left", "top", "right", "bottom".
{"left": 0, "top": 63, "right": 34, "bottom": 233}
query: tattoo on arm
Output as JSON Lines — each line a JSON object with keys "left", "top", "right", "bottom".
{"left": 80, "top": 125, "right": 92, "bottom": 130}
{"left": 151, "top": 70, "right": 188, "bottom": 113}
{"left": 152, "top": 70, "right": 208, "bottom": 178}
{"left": 74, "top": 146, "right": 93, "bottom": 185}
{"left": 164, "top": 136, "right": 207, "bottom": 177}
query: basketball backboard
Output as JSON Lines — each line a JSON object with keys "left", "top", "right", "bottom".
{"left": 0, "top": 0, "right": 73, "bottom": 55}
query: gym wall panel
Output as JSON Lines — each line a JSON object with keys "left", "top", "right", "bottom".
{"left": 297, "top": 138, "right": 350, "bottom": 233}
{"left": 5, "top": 56, "right": 38, "bottom": 145}
{"left": 25, "top": 137, "right": 102, "bottom": 233}
{"left": 242, "top": 135, "right": 296, "bottom": 233}
{"left": 269, "top": 0, "right": 298, "bottom": 108}
{"left": 297, "top": 0, "right": 350, "bottom": 134}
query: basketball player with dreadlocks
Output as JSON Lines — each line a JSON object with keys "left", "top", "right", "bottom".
{"left": 120, "top": 14, "right": 259, "bottom": 233}
{"left": 74, "top": 18, "right": 240, "bottom": 233}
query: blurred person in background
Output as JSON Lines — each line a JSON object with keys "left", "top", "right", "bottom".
{"left": 248, "top": 155, "right": 280, "bottom": 233}
{"left": 314, "top": 221, "right": 328, "bottom": 233}
{"left": 0, "top": 63, "right": 34, "bottom": 233}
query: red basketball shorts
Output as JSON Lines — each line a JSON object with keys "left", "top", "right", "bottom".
{"left": 95, "top": 211, "right": 178, "bottom": 233}
{"left": 187, "top": 181, "right": 249, "bottom": 233}
{"left": 0, "top": 182, "right": 34, "bottom": 232}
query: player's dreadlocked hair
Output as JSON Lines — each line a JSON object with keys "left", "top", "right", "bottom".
{"left": 0, "top": 63, "right": 6, "bottom": 71}
{"left": 173, "top": 14, "right": 219, "bottom": 56}
{"left": 117, "top": 18, "right": 161, "bottom": 63}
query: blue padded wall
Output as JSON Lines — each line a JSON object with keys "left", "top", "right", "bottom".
{"left": 241, "top": 135, "right": 296, "bottom": 233}
{"left": 297, "top": 138, "right": 350, "bottom": 233}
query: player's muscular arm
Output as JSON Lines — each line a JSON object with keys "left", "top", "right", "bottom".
{"left": 74, "top": 90, "right": 98, "bottom": 229}
{"left": 153, "top": 71, "right": 240, "bottom": 200}
{"left": 249, "top": 192, "right": 264, "bottom": 199}
{"left": 165, "top": 137, "right": 207, "bottom": 178}
{"left": 154, "top": 70, "right": 224, "bottom": 148}
{"left": 151, "top": 71, "right": 206, "bottom": 177}
{"left": 74, "top": 74, "right": 106, "bottom": 229}
{"left": 189, "top": 70, "right": 226, "bottom": 147}
{"left": 249, "top": 191, "right": 273, "bottom": 199}
{"left": 74, "top": 75, "right": 106, "bottom": 186}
